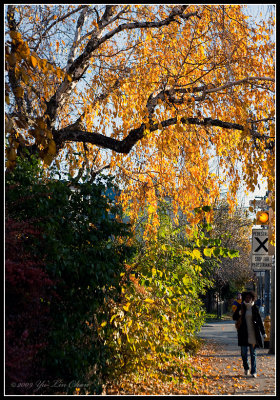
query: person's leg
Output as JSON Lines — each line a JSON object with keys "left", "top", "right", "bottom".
{"left": 249, "top": 344, "right": 257, "bottom": 375}
{"left": 241, "top": 346, "right": 249, "bottom": 373}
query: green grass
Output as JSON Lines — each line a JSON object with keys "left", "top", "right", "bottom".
{"left": 204, "top": 312, "right": 232, "bottom": 322}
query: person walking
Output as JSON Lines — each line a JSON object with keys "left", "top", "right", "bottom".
{"left": 232, "top": 292, "right": 242, "bottom": 313}
{"left": 233, "top": 291, "right": 266, "bottom": 378}
{"left": 232, "top": 293, "right": 242, "bottom": 329}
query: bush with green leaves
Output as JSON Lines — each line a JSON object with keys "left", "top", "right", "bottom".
{"left": 100, "top": 201, "right": 239, "bottom": 388}
{"left": 6, "top": 155, "right": 134, "bottom": 394}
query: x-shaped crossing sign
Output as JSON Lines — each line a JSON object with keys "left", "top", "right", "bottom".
{"left": 252, "top": 229, "right": 269, "bottom": 255}
{"left": 255, "top": 237, "right": 268, "bottom": 252}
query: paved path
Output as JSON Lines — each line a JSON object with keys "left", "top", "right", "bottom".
{"left": 104, "top": 320, "right": 275, "bottom": 396}
{"left": 195, "top": 320, "right": 276, "bottom": 395}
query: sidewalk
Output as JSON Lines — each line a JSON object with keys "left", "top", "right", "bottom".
{"left": 104, "top": 320, "right": 275, "bottom": 396}
{"left": 190, "top": 320, "right": 276, "bottom": 395}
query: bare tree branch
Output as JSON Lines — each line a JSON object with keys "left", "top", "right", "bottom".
{"left": 7, "top": 6, "right": 26, "bottom": 113}
{"left": 54, "top": 112, "right": 274, "bottom": 155}
{"left": 146, "top": 76, "right": 275, "bottom": 125}
{"left": 66, "top": 6, "right": 89, "bottom": 71}
{"left": 33, "top": 5, "right": 87, "bottom": 52}
{"left": 45, "top": 6, "right": 200, "bottom": 125}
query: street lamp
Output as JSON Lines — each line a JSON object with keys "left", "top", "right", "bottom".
{"left": 256, "top": 210, "right": 269, "bottom": 225}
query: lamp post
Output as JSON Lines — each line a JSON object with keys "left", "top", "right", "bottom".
{"left": 268, "top": 255, "right": 275, "bottom": 354}
{"left": 268, "top": 192, "right": 275, "bottom": 355}
{"left": 251, "top": 191, "right": 274, "bottom": 354}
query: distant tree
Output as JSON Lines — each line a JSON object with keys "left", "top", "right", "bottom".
{"left": 207, "top": 199, "right": 254, "bottom": 308}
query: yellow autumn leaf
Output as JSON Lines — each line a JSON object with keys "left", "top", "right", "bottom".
{"left": 192, "top": 249, "right": 201, "bottom": 259}
{"left": 19, "top": 43, "right": 30, "bottom": 59}
{"left": 21, "top": 71, "right": 29, "bottom": 84}
{"left": 123, "top": 303, "right": 130, "bottom": 311}
{"left": 30, "top": 55, "right": 37, "bottom": 68}
{"left": 110, "top": 314, "right": 118, "bottom": 323}
{"left": 40, "top": 59, "right": 48, "bottom": 72}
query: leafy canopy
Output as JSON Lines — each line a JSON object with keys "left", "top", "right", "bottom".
{"left": 5, "top": 5, "right": 275, "bottom": 234}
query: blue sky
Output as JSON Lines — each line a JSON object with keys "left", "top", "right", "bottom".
{"left": 241, "top": 4, "right": 275, "bottom": 206}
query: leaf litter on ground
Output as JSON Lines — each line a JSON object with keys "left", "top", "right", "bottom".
{"left": 103, "top": 339, "right": 275, "bottom": 396}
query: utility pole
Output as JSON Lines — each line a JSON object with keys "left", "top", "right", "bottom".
{"left": 268, "top": 193, "right": 275, "bottom": 354}
{"left": 269, "top": 255, "right": 275, "bottom": 354}
{"left": 250, "top": 190, "right": 274, "bottom": 354}
{"left": 264, "top": 269, "right": 270, "bottom": 316}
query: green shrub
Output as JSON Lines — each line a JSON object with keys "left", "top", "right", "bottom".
{"left": 100, "top": 201, "right": 239, "bottom": 389}
{"left": 6, "top": 156, "right": 134, "bottom": 394}
{"left": 183, "top": 337, "right": 203, "bottom": 356}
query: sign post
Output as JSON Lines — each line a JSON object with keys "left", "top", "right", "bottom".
{"left": 251, "top": 229, "right": 269, "bottom": 256}
{"left": 251, "top": 232, "right": 272, "bottom": 312}
{"left": 250, "top": 192, "right": 274, "bottom": 354}
{"left": 251, "top": 255, "right": 272, "bottom": 270}
{"left": 251, "top": 229, "right": 272, "bottom": 321}
{"left": 269, "top": 255, "right": 275, "bottom": 354}
{"left": 249, "top": 199, "right": 269, "bottom": 209}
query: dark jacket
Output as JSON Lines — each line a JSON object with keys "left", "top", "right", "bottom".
{"left": 233, "top": 302, "right": 265, "bottom": 348}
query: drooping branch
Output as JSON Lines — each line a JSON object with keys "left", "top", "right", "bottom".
{"left": 54, "top": 114, "right": 274, "bottom": 155}
{"left": 146, "top": 76, "right": 275, "bottom": 121}
{"left": 53, "top": 124, "right": 146, "bottom": 154}
{"left": 96, "top": 6, "right": 200, "bottom": 47}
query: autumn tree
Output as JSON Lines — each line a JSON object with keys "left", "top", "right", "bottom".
{"left": 205, "top": 199, "right": 254, "bottom": 312}
{"left": 5, "top": 4, "right": 275, "bottom": 236}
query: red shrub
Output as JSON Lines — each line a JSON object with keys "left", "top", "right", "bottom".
{"left": 5, "top": 217, "right": 55, "bottom": 394}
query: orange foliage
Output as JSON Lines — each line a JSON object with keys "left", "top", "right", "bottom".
{"left": 5, "top": 5, "right": 275, "bottom": 235}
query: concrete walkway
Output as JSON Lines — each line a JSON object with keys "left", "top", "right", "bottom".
{"left": 195, "top": 320, "right": 276, "bottom": 395}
